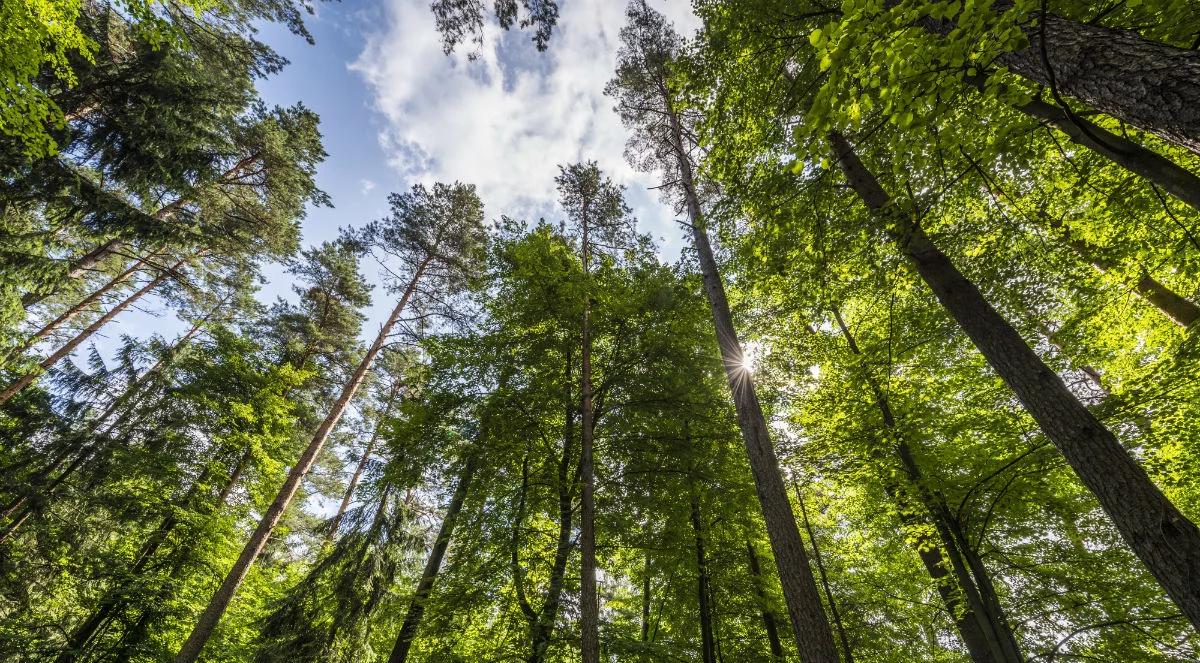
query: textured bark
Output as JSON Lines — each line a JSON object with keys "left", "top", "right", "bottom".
{"left": 172, "top": 259, "right": 429, "bottom": 663}
{"left": 579, "top": 199, "right": 600, "bottom": 663}
{"left": 1047, "top": 217, "right": 1200, "bottom": 328}
{"left": 0, "top": 261, "right": 181, "bottom": 405}
{"left": 746, "top": 542, "right": 786, "bottom": 660}
{"left": 329, "top": 380, "right": 404, "bottom": 540}
{"left": 831, "top": 131, "right": 1200, "bottom": 633}
{"left": 387, "top": 453, "right": 479, "bottom": 663}
{"left": 831, "top": 308, "right": 1023, "bottom": 663}
{"left": 688, "top": 476, "right": 717, "bottom": 663}
{"left": 1006, "top": 91, "right": 1200, "bottom": 213}
{"left": 990, "top": 0, "right": 1200, "bottom": 156}
{"left": 795, "top": 486, "right": 854, "bottom": 663}
{"left": 665, "top": 98, "right": 838, "bottom": 662}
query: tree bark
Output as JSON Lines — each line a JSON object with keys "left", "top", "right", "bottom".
{"left": 5, "top": 255, "right": 148, "bottom": 368}
{"left": 328, "top": 379, "right": 404, "bottom": 540}
{"left": 745, "top": 542, "right": 786, "bottom": 660}
{"left": 829, "top": 307, "right": 1023, "bottom": 663}
{"left": 989, "top": 0, "right": 1200, "bottom": 156}
{"left": 172, "top": 258, "right": 430, "bottom": 663}
{"left": 687, "top": 471, "right": 717, "bottom": 663}
{"left": 579, "top": 197, "right": 600, "bottom": 663}
{"left": 0, "top": 260, "right": 181, "bottom": 405}
{"left": 665, "top": 94, "right": 840, "bottom": 662}
{"left": 1046, "top": 216, "right": 1200, "bottom": 328}
{"left": 830, "top": 130, "right": 1200, "bottom": 633}
{"left": 527, "top": 344, "right": 579, "bottom": 663}
{"left": 387, "top": 452, "right": 479, "bottom": 663}
{"left": 794, "top": 485, "right": 854, "bottom": 663}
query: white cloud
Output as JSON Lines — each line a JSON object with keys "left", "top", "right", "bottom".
{"left": 360, "top": 178, "right": 376, "bottom": 195}
{"left": 350, "top": 0, "right": 701, "bottom": 259}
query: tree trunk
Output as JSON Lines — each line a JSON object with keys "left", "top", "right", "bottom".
{"left": 328, "top": 379, "right": 404, "bottom": 540}
{"left": 641, "top": 549, "right": 653, "bottom": 650}
{"left": 665, "top": 95, "right": 839, "bottom": 662}
{"left": 830, "top": 130, "right": 1200, "bottom": 633}
{"left": 829, "top": 307, "right": 1024, "bottom": 663}
{"left": 688, "top": 476, "right": 717, "bottom": 663}
{"left": 1001, "top": 88, "right": 1200, "bottom": 213}
{"left": 4, "top": 255, "right": 148, "bottom": 368}
{"left": 1046, "top": 216, "right": 1200, "bottom": 327}
{"left": 172, "top": 258, "right": 430, "bottom": 663}
{"left": 745, "top": 542, "right": 786, "bottom": 660}
{"left": 579, "top": 198, "right": 601, "bottom": 663}
{"left": 1, "top": 260, "right": 181, "bottom": 404}
{"left": 527, "top": 345, "right": 579, "bottom": 663}
{"left": 989, "top": 0, "right": 1200, "bottom": 156}
{"left": 794, "top": 485, "right": 854, "bottom": 663}
{"left": 387, "top": 452, "right": 479, "bottom": 663}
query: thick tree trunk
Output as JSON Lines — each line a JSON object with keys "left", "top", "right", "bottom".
{"left": 745, "top": 542, "right": 786, "bottom": 660}
{"left": 830, "top": 130, "right": 1200, "bottom": 633}
{"left": 989, "top": 0, "right": 1200, "bottom": 156}
{"left": 328, "top": 380, "right": 403, "bottom": 540}
{"left": 387, "top": 453, "right": 479, "bottom": 663}
{"left": 794, "top": 485, "right": 854, "bottom": 663}
{"left": 1004, "top": 90, "right": 1200, "bottom": 213}
{"left": 1047, "top": 217, "right": 1200, "bottom": 327}
{"left": 172, "top": 258, "right": 429, "bottom": 663}
{"left": 830, "top": 307, "right": 1024, "bottom": 663}
{"left": 0, "top": 260, "right": 181, "bottom": 404}
{"left": 579, "top": 208, "right": 600, "bottom": 663}
{"left": 666, "top": 99, "right": 839, "bottom": 662}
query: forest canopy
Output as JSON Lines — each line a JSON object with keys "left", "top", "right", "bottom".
{"left": 3, "top": 0, "right": 1200, "bottom": 662}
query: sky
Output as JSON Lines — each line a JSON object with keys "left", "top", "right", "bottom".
{"left": 95, "top": 0, "right": 703, "bottom": 353}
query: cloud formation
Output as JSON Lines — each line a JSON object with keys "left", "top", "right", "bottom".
{"left": 351, "top": 0, "right": 700, "bottom": 257}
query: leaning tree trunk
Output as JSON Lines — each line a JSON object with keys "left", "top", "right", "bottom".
{"left": 830, "top": 307, "right": 1024, "bottom": 663}
{"left": 664, "top": 94, "right": 840, "bottom": 662}
{"left": 989, "top": 0, "right": 1200, "bottom": 156}
{"left": 830, "top": 130, "right": 1200, "bottom": 633}
{"left": 3, "top": 255, "right": 149, "bottom": 368}
{"left": 387, "top": 452, "right": 479, "bottom": 663}
{"left": 794, "top": 485, "right": 854, "bottom": 663}
{"left": 1046, "top": 217, "right": 1200, "bottom": 328}
{"left": 0, "top": 260, "right": 182, "bottom": 405}
{"left": 172, "top": 257, "right": 430, "bottom": 663}
{"left": 329, "top": 379, "right": 404, "bottom": 539}
{"left": 745, "top": 542, "right": 786, "bottom": 660}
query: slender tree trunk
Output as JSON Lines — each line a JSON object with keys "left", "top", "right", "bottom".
{"left": 688, "top": 475, "right": 717, "bottom": 663}
{"left": 746, "top": 542, "right": 786, "bottom": 660}
{"left": 172, "top": 258, "right": 430, "bottom": 663}
{"left": 987, "top": 0, "right": 1200, "bottom": 156}
{"left": 664, "top": 93, "right": 839, "bottom": 662}
{"left": 1046, "top": 217, "right": 1200, "bottom": 327}
{"left": 579, "top": 203, "right": 601, "bottom": 663}
{"left": 640, "top": 549, "right": 653, "bottom": 650}
{"left": 329, "top": 379, "right": 404, "bottom": 540}
{"left": 4, "top": 255, "right": 148, "bottom": 368}
{"left": 1, "top": 260, "right": 181, "bottom": 404}
{"left": 387, "top": 452, "right": 479, "bottom": 663}
{"left": 528, "top": 346, "right": 578, "bottom": 663}
{"left": 830, "top": 130, "right": 1200, "bottom": 632}
{"left": 794, "top": 485, "right": 854, "bottom": 663}
{"left": 829, "top": 307, "right": 1023, "bottom": 663}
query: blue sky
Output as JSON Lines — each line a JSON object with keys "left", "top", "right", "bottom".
{"left": 97, "top": 0, "right": 701, "bottom": 351}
